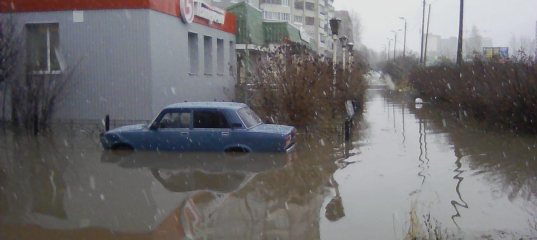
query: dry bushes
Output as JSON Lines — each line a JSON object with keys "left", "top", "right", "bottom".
{"left": 245, "top": 43, "right": 367, "bottom": 127}
{"left": 410, "top": 55, "right": 537, "bottom": 133}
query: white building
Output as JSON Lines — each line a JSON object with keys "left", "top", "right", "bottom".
{"left": 212, "top": 0, "right": 335, "bottom": 55}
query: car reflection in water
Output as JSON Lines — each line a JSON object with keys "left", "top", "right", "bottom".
{"left": 101, "top": 151, "right": 293, "bottom": 239}
{"left": 102, "top": 151, "right": 291, "bottom": 193}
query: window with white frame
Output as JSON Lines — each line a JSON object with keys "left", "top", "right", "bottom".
{"left": 260, "top": 0, "right": 288, "bottom": 5}
{"left": 294, "top": 15, "right": 304, "bottom": 23}
{"left": 281, "top": 13, "right": 290, "bottom": 21}
{"left": 26, "top": 23, "right": 60, "bottom": 73}
{"left": 263, "top": 11, "right": 290, "bottom": 21}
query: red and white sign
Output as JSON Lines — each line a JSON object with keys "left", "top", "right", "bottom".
{"left": 180, "top": 0, "right": 226, "bottom": 25}
{"left": 195, "top": 1, "right": 226, "bottom": 24}
{"left": 180, "top": 0, "right": 195, "bottom": 23}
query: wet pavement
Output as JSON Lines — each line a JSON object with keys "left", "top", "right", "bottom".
{"left": 2, "top": 87, "right": 537, "bottom": 239}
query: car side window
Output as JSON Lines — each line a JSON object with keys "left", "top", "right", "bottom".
{"left": 159, "top": 111, "right": 191, "bottom": 129}
{"left": 193, "top": 110, "right": 229, "bottom": 129}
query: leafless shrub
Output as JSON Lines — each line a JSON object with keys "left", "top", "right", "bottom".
{"left": 381, "top": 55, "right": 419, "bottom": 88}
{"left": 10, "top": 62, "right": 80, "bottom": 131}
{"left": 0, "top": 13, "right": 80, "bottom": 131}
{"left": 245, "top": 43, "right": 367, "bottom": 128}
{"left": 410, "top": 55, "right": 537, "bottom": 133}
{"left": 0, "top": 14, "right": 19, "bottom": 122}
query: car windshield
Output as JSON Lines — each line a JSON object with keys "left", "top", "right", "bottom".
{"left": 237, "top": 107, "right": 263, "bottom": 128}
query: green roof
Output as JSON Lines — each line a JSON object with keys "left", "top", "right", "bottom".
{"left": 227, "top": 2, "right": 264, "bottom": 46}
{"left": 227, "top": 2, "right": 311, "bottom": 48}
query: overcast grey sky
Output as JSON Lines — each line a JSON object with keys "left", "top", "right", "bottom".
{"left": 334, "top": 0, "right": 537, "bottom": 54}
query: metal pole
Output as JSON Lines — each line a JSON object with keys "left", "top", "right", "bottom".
{"left": 393, "top": 31, "right": 397, "bottom": 59}
{"left": 403, "top": 19, "right": 407, "bottom": 57}
{"left": 333, "top": 35, "right": 337, "bottom": 99}
{"left": 342, "top": 46, "right": 346, "bottom": 70}
{"left": 348, "top": 46, "right": 353, "bottom": 72}
{"left": 424, "top": 4, "right": 431, "bottom": 65}
{"left": 387, "top": 39, "right": 392, "bottom": 61}
{"left": 420, "top": 0, "right": 426, "bottom": 63}
{"left": 456, "top": 0, "right": 464, "bottom": 66}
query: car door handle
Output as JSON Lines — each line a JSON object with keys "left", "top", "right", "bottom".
{"left": 180, "top": 132, "right": 189, "bottom": 136}
{"left": 222, "top": 132, "right": 230, "bottom": 137}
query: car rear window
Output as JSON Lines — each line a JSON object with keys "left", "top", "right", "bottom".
{"left": 237, "top": 107, "right": 263, "bottom": 128}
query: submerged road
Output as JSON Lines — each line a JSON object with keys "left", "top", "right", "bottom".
{"left": 1, "top": 74, "right": 537, "bottom": 239}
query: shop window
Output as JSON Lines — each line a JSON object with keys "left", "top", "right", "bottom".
{"left": 188, "top": 32, "right": 199, "bottom": 74}
{"left": 217, "top": 39, "right": 224, "bottom": 75}
{"left": 26, "top": 23, "right": 60, "bottom": 74}
{"left": 204, "top": 36, "right": 213, "bottom": 75}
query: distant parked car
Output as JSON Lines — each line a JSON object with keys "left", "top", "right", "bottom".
{"left": 101, "top": 102, "right": 297, "bottom": 153}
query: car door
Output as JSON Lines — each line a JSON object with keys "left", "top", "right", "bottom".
{"left": 149, "top": 109, "right": 192, "bottom": 151}
{"left": 189, "top": 109, "right": 231, "bottom": 151}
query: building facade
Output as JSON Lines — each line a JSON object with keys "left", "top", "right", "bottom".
{"left": 0, "top": 0, "right": 237, "bottom": 122}
{"left": 211, "top": 0, "right": 335, "bottom": 55}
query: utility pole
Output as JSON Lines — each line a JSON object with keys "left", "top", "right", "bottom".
{"left": 387, "top": 38, "right": 392, "bottom": 61}
{"left": 424, "top": 4, "right": 431, "bottom": 65}
{"left": 420, "top": 0, "right": 426, "bottom": 63}
{"left": 392, "top": 30, "right": 398, "bottom": 59}
{"left": 456, "top": 0, "right": 464, "bottom": 66}
{"left": 400, "top": 17, "right": 407, "bottom": 58}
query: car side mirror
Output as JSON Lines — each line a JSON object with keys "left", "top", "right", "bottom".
{"left": 231, "top": 123, "right": 243, "bottom": 129}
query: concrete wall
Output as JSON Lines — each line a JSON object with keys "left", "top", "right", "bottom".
{"left": 8, "top": 9, "right": 237, "bottom": 122}
{"left": 148, "top": 11, "right": 237, "bottom": 118}
{"left": 11, "top": 10, "right": 153, "bottom": 122}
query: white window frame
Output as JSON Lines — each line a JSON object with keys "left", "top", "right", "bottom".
{"left": 26, "top": 23, "right": 61, "bottom": 75}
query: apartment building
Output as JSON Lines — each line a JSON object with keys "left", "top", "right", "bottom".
{"left": 212, "top": 0, "right": 335, "bottom": 55}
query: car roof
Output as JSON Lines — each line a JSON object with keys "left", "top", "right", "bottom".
{"left": 163, "top": 102, "right": 248, "bottom": 111}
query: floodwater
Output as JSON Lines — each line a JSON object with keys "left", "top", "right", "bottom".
{"left": 2, "top": 88, "right": 537, "bottom": 239}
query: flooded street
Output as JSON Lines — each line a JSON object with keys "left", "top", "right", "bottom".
{"left": 2, "top": 87, "right": 537, "bottom": 239}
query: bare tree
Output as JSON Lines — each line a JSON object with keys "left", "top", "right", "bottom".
{"left": 10, "top": 60, "right": 80, "bottom": 132}
{"left": 0, "top": 14, "right": 19, "bottom": 122}
{"left": 0, "top": 14, "right": 80, "bottom": 132}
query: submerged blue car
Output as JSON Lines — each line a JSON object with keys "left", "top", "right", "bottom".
{"left": 101, "top": 102, "right": 297, "bottom": 153}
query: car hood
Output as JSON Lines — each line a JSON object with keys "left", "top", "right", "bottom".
{"left": 108, "top": 124, "right": 147, "bottom": 133}
{"left": 249, "top": 124, "right": 294, "bottom": 135}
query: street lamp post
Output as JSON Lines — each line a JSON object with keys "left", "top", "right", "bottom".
{"left": 340, "top": 35, "right": 348, "bottom": 70}
{"left": 329, "top": 18, "right": 341, "bottom": 99}
{"left": 387, "top": 38, "right": 392, "bottom": 61}
{"left": 391, "top": 30, "right": 398, "bottom": 59}
{"left": 347, "top": 42, "right": 354, "bottom": 73}
{"left": 399, "top": 17, "right": 407, "bottom": 58}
